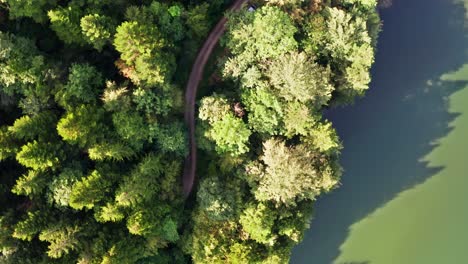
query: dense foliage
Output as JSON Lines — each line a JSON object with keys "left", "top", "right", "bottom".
{"left": 0, "top": 0, "right": 379, "bottom": 263}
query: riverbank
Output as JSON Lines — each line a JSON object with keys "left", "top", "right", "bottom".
{"left": 292, "top": 0, "right": 468, "bottom": 263}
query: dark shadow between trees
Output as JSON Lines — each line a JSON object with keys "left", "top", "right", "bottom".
{"left": 291, "top": 0, "right": 468, "bottom": 263}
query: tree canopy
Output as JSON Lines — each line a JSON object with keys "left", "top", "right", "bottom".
{"left": 0, "top": 0, "right": 378, "bottom": 263}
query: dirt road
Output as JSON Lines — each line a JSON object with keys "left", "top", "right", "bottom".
{"left": 183, "top": 0, "right": 248, "bottom": 196}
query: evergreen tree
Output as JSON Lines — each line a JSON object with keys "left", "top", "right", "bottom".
{"left": 80, "top": 14, "right": 115, "bottom": 51}
{"left": 16, "top": 140, "right": 63, "bottom": 170}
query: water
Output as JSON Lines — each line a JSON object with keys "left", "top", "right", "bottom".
{"left": 291, "top": 0, "right": 468, "bottom": 263}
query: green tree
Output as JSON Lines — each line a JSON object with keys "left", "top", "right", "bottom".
{"left": 150, "top": 121, "right": 188, "bottom": 157}
{"left": 88, "top": 141, "right": 136, "bottom": 161}
{"left": 94, "top": 202, "right": 125, "bottom": 223}
{"left": 342, "top": 0, "right": 377, "bottom": 10}
{"left": 4, "top": 0, "right": 57, "bottom": 23}
{"left": 56, "top": 63, "right": 103, "bottom": 108}
{"left": 38, "top": 222, "right": 82, "bottom": 258}
{"left": 69, "top": 169, "right": 115, "bottom": 210}
{"left": 241, "top": 86, "right": 284, "bottom": 135}
{"left": 126, "top": 202, "right": 180, "bottom": 242}
{"left": 323, "top": 7, "right": 375, "bottom": 100}
{"left": 56, "top": 105, "right": 107, "bottom": 147}
{"left": 114, "top": 21, "right": 175, "bottom": 86}
{"left": 16, "top": 140, "right": 63, "bottom": 170}
{"left": 209, "top": 114, "right": 251, "bottom": 156}
{"left": 80, "top": 14, "right": 115, "bottom": 51}
{"left": 112, "top": 110, "right": 147, "bottom": 150}
{"left": 198, "top": 95, "right": 231, "bottom": 124}
{"left": 8, "top": 111, "right": 57, "bottom": 141}
{"left": 101, "top": 233, "right": 148, "bottom": 264}
{"left": 246, "top": 139, "right": 339, "bottom": 205}
{"left": 239, "top": 202, "right": 277, "bottom": 244}
{"left": 283, "top": 102, "right": 317, "bottom": 138}
{"left": 199, "top": 95, "right": 251, "bottom": 155}
{"left": 185, "top": 3, "right": 210, "bottom": 39}
{"left": 267, "top": 52, "right": 334, "bottom": 106}
{"left": 302, "top": 13, "right": 327, "bottom": 55}
{"left": 12, "top": 210, "right": 49, "bottom": 241}
{"left": 12, "top": 170, "right": 49, "bottom": 198}
{"left": 115, "top": 155, "right": 180, "bottom": 207}
{"left": 0, "top": 33, "right": 45, "bottom": 94}
{"left": 0, "top": 127, "right": 19, "bottom": 161}
{"left": 48, "top": 5, "right": 86, "bottom": 45}
{"left": 305, "top": 121, "right": 342, "bottom": 154}
{"left": 224, "top": 6, "right": 297, "bottom": 76}
{"left": 47, "top": 167, "right": 83, "bottom": 207}
{"left": 196, "top": 175, "right": 241, "bottom": 221}
{"left": 132, "top": 87, "right": 174, "bottom": 117}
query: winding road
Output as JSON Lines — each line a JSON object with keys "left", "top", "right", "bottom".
{"left": 183, "top": 0, "right": 249, "bottom": 196}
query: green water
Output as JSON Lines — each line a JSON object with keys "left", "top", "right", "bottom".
{"left": 292, "top": 0, "right": 468, "bottom": 263}
{"left": 335, "top": 67, "right": 468, "bottom": 264}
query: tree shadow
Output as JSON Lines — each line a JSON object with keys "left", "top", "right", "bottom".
{"left": 291, "top": 0, "right": 468, "bottom": 263}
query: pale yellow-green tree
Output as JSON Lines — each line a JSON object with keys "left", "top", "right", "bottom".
{"left": 246, "top": 138, "right": 339, "bottom": 205}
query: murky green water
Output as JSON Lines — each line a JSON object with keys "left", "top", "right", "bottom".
{"left": 292, "top": 1, "right": 468, "bottom": 263}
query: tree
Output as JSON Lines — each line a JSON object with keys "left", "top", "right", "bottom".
{"left": 114, "top": 21, "right": 175, "bottom": 86}
{"left": 69, "top": 169, "right": 114, "bottom": 210}
{"left": 16, "top": 140, "right": 63, "bottom": 170}
{"left": 115, "top": 155, "right": 181, "bottom": 210}
{"left": 209, "top": 114, "right": 251, "bottom": 156}
{"left": 56, "top": 63, "right": 103, "bottom": 108}
{"left": 126, "top": 202, "right": 180, "bottom": 243}
{"left": 38, "top": 222, "right": 82, "bottom": 258}
{"left": 0, "top": 33, "right": 45, "bottom": 94}
{"left": 342, "top": 0, "right": 377, "bottom": 10}
{"left": 100, "top": 233, "right": 148, "bottom": 264}
{"left": 125, "top": 2, "right": 185, "bottom": 41}
{"left": 47, "top": 167, "right": 83, "bottom": 208}
{"left": 196, "top": 174, "right": 242, "bottom": 221}
{"left": 322, "top": 7, "right": 375, "bottom": 101}
{"left": 223, "top": 6, "right": 297, "bottom": 77}
{"left": 12, "top": 170, "right": 49, "bottom": 198}
{"left": 94, "top": 202, "right": 125, "bottom": 223}
{"left": 266, "top": 52, "right": 334, "bottom": 106}
{"left": 246, "top": 139, "right": 339, "bottom": 205}
{"left": 4, "top": 0, "right": 57, "bottom": 23}
{"left": 112, "top": 110, "right": 148, "bottom": 150}
{"left": 48, "top": 5, "right": 86, "bottom": 45}
{"left": 13, "top": 210, "right": 49, "bottom": 241}
{"left": 150, "top": 121, "right": 188, "bottom": 157}
{"left": 8, "top": 111, "right": 57, "bottom": 141}
{"left": 301, "top": 13, "right": 327, "bottom": 55}
{"left": 132, "top": 87, "right": 174, "bottom": 117}
{"left": 323, "top": 7, "right": 371, "bottom": 60}
{"left": 185, "top": 3, "right": 210, "bottom": 39}
{"left": 241, "top": 86, "right": 284, "bottom": 135}
{"left": 115, "top": 154, "right": 167, "bottom": 207}
{"left": 0, "top": 126, "right": 18, "bottom": 161}
{"left": 147, "top": 2, "right": 185, "bottom": 42}
{"left": 283, "top": 102, "right": 317, "bottom": 138}
{"left": 198, "top": 95, "right": 231, "bottom": 124}
{"left": 101, "top": 82, "right": 131, "bottom": 111}
{"left": 265, "top": 0, "right": 304, "bottom": 7}
{"left": 88, "top": 141, "right": 136, "bottom": 161}
{"left": 80, "top": 14, "right": 115, "bottom": 51}
{"left": 239, "top": 203, "right": 277, "bottom": 244}
{"left": 199, "top": 95, "right": 251, "bottom": 155}
{"left": 56, "top": 105, "right": 107, "bottom": 147}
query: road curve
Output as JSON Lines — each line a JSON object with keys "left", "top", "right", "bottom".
{"left": 183, "top": 0, "right": 248, "bottom": 196}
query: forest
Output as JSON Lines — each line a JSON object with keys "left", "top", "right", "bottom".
{"left": 0, "top": 0, "right": 379, "bottom": 263}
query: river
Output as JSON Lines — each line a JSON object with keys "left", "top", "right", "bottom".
{"left": 291, "top": 0, "right": 468, "bottom": 263}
